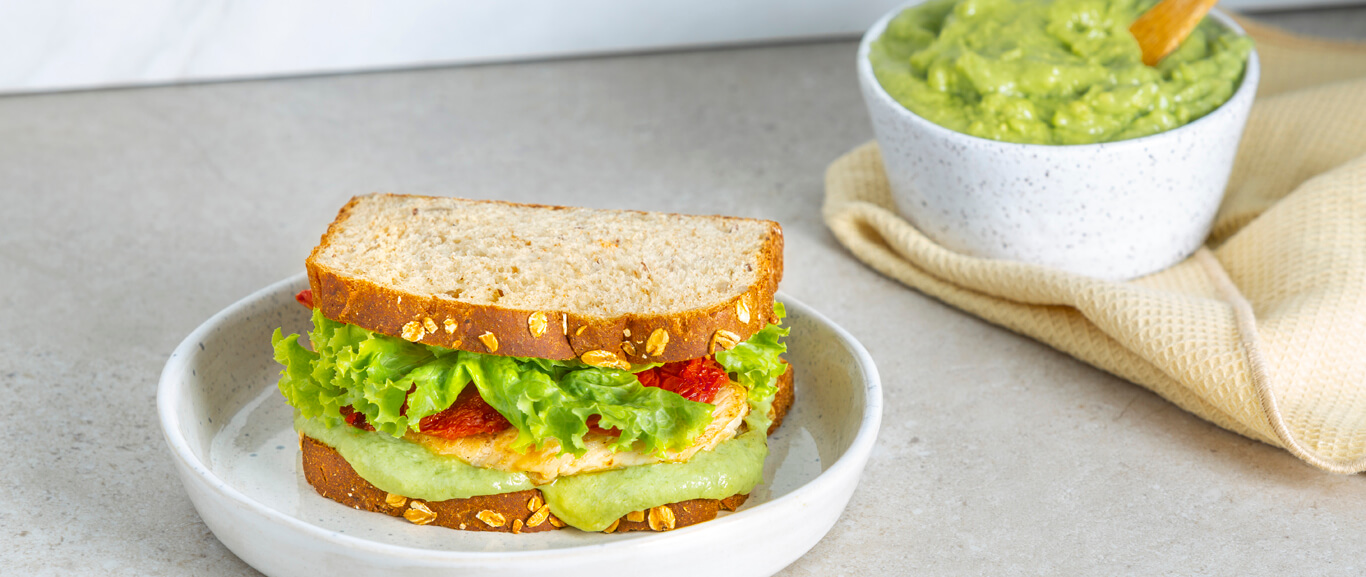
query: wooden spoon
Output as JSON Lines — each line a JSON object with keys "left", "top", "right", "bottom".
{"left": 1129, "top": 0, "right": 1221, "bottom": 66}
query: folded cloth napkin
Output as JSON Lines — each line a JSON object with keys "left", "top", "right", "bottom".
{"left": 824, "top": 17, "right": 1366, "bottom": 473}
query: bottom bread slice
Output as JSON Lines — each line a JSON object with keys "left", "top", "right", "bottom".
{"left": 300, "top": 364, "right": 794, "bottom": 534}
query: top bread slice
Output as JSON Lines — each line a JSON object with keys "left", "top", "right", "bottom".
{"left": 306, "top": 194, "right": 784, "bottom": 363}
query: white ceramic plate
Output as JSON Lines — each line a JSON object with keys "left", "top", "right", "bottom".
{"left": 158, "top": 274, "right": 882, "bottom": 577}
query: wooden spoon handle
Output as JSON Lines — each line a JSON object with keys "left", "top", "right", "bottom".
{"left": 1129, "top": 0, "right": 1221, "bottom": 66}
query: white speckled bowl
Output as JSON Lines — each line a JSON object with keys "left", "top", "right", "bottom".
{"left": 857, "top": 5, "right": 1259, "bottom": 280}
{"left": 157, "top": 275, "right": 882, "bottom": 577}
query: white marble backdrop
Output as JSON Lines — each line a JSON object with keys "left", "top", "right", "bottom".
{"left": 0, "top": 0, "right": 1351, "bottom": 94}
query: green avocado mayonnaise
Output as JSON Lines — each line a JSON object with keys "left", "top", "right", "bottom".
{"left": 539, "top": 395, "right": 776, "bottom": 531}
{"left": 295, "top": 413, "right": 535, "bottom": 500}
{"left": 294, "top": 398, "right": 773, "bottom": 531}
{"left": 869, "top": 0, "right": 1253, "bottom": 144}
{"left": 539, "top": 429, "right": 769, "bottom": 531}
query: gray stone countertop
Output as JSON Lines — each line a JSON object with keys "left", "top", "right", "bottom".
{"left": 4, "top": 8, "right": 1365, "bottom": 576}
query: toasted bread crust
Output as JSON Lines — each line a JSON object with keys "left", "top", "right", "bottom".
{"left": 768, "top": 362, "right": 795, "bottom": 435}
{"left": 306, "top": 195, "right": 784, "bottom": 363}
{"left": 301, "top": 364, "right": 793, "bottom": 533}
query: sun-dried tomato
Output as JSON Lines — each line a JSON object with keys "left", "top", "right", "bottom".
{"left": 339, "top": 405, "right": 375, "bottom": 431}
{"left": 585, "top": 415, "right": 615, "bottom": 436}
{"left": 637, "top": 357, "right": 730, "bottom": 404}
{"left": 417, "top": 387, "right": 512, "bottom": 439}
{"left": 295, "top": 289, "right": 314, "bottom": 309}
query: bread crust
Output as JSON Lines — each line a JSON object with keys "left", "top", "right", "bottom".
{"left": 767, "top": 361, "right": 795, "bottom": 436}
{"left": 301, "top": 363, "right": 793, "bottom": 533}
{"left": 306, "top": 195, "right": 784, "bottom": 363}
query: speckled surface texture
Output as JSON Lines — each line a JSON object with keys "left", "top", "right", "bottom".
{"left": 858, "top": 9, "right": 1258, "bottom": 280}
{"left": 5, "top": 9, "right": 1366, "bottom": 575}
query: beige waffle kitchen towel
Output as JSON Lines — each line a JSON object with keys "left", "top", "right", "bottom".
{"left": 823, "top": 18, "right": 1366, "bottom": 473}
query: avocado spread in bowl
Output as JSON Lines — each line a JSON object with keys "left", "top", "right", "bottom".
{"left": 868, "top": 0, "right": 1253, "bottom": 145}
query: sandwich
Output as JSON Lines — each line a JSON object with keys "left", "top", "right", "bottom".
{"left": 270, "top": 194, "right": 792, "bottom": 533}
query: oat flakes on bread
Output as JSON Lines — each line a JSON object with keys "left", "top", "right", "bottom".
{"left": 272, "top": 194, "right": 792, "bottom": 533}
{"left": 306, "top": 194, "right": 784, "bottom": 364}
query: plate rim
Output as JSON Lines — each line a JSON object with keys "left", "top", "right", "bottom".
{"left": 157, "top": 273, "right": 883, "bottom": 563}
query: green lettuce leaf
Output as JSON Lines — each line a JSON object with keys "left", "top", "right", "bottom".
{"left": 469, "top": 359, "right": 718, "bottom": 456}
{"left": 715, "top": 302, "right": 790, "bottom": 404}
{"left": 271, "top": 309, "right": 739, "bottom": 457}
{"left": 271, "top": 329, "right": 343, "bottom": 426}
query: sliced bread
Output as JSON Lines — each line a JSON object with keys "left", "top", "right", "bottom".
{"left": 306, "top": 194, "right": 784, "bottom": 363}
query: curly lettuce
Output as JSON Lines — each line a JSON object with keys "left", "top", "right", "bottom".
{"left": 273, "top": 305, "right": 789, "bottom": 457}
{"left": 715, "top": 302, "right": 790, "bottom": 403}
{"left": 277, "top": 310, "right": 723, "bottom": 456}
